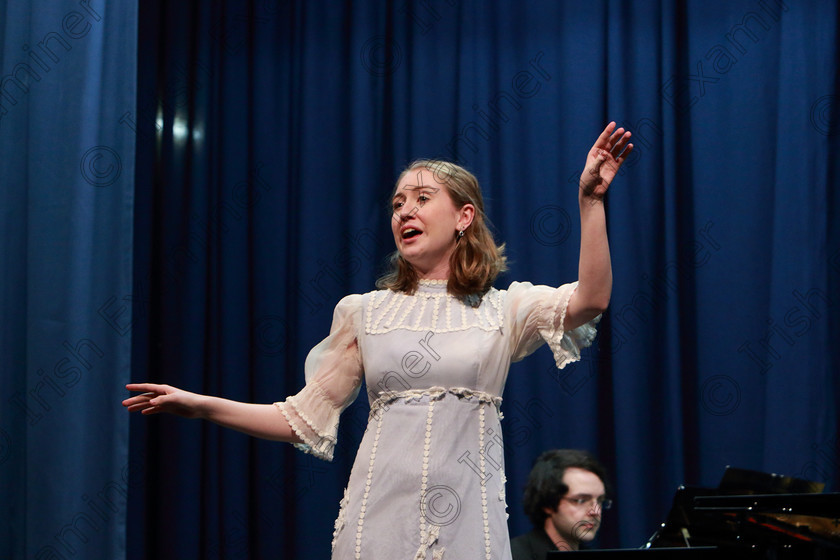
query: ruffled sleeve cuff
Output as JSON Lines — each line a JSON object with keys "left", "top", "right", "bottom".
{"left": 538, "top": 283, "right": 600, "bottom": 370}
{"left": 273, "top": 294, "right": 364, "bottom": 462}
{"left": 275, "top": 380, "right": 341, "bottom": 462}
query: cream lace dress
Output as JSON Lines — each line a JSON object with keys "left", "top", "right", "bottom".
{"left": 275, "top": 280, "right": 598, "bottom": 559}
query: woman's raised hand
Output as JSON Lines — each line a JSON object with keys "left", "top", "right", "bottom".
{"left": 579, "top": 122, "right": 633, "bottom": 201}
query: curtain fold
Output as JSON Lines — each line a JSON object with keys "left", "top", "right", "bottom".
{"left": 0, "top": 1, "right": 137, "bottom": 558}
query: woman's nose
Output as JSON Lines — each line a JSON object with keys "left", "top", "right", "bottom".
{"left": 399, "top": 205, "right": 417, "bottom": 221}
{"left": 392, "top": 207, "right": 409, "bottom": 225}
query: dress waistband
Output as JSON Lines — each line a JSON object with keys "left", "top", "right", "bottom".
{"left": 369, "top": 386, "right": 503, "bottom": 414}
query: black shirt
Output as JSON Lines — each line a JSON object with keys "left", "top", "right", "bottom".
{"left": 510, "top": 528, "right": 558, "bottom": 560}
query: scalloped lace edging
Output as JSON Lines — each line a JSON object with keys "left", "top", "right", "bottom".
{"left": 332, "top": 487, "right": 349, "bottom": 551}
{"left": 274, "top": 401, "right": 336, "bottom": 462}
{"left": 550, "top": 314, "right": 601, "bottom": 369}
{"left": 537, "top": 282, "right": 601, "bottom": 369}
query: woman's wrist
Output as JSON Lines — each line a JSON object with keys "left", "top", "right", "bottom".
{"left": 578, "top": 192, "right": 605, "bottom": 212}
{"left": 193, "top": 394, "right": 218, "bottom": 420}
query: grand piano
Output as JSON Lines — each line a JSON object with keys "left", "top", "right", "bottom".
{"left": 549, "top": 467, "right": 840, "bottom": 559}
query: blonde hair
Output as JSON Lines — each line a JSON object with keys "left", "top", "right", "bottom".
{"left": 376, "top": 159, "right": 507, "bottom": 304}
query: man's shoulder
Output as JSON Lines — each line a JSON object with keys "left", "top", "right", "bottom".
{"left": 510, "top": 528, "right": 555, "bottom": 560}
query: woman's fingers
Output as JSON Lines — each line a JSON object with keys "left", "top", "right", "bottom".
{"left": 125, "top": 402, "right": 153, "bottom": 413}
{"left": 126, "top": 382, "right": 168, "bottom": 393}
{"left": 122, "top": 385, "right": 168, "bottom": 414}
{"left": 595, "top": 122, "right": 617, "bottom": 148}
{"left": 610, "top": 131, "right": 632, "bottom": 157}
{"left": 616, "top": 142, "right": 634, "bottom": 163}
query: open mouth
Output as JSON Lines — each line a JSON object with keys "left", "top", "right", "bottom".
{"left": 401, "top": 228, "right": 422, "bottom": 239}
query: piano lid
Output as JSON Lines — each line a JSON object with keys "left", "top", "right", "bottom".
{"left": 645, "top": 466, "right": 839, "bottom": 554}
{"left": 715, "top": 466, "right": 824, "bottom": 494}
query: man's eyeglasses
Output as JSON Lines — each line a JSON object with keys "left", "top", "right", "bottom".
{"left": 562, "top": 495, "right": 613, "bottom": 511}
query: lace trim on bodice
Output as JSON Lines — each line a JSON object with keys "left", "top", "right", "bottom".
{"left": 364, "top": 288, "right": 504, "bottom": 335}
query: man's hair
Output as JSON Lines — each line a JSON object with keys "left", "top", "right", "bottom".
{"left": 522, "top": 449, "right": 610, "bottom": 528}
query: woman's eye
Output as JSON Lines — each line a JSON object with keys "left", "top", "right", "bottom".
{"left": 418, "top": 195, "right": 430, "bottom": 203}
{"left": 393, "top": 201, "right": 403, "bottom": 210}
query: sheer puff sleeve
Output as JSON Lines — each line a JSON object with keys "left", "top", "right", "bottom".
{"left": 274, "top": 295, "right": 364, "bottom": 461}
{"left": 506, "top": 281, "right": 600, "bottom": 369}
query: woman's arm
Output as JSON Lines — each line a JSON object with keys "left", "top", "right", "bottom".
{"left": 564, "top": 122, "right": 633, "bottom": 331}
{"left": 123, "top": 383, "right": 303, "bottom": 443}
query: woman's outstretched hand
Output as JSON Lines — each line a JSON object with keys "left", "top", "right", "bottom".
{"left": 579, "top": 122, "right": 633, "bottom": 201}
{"left": 123, "top": 383, "right": 207, "bottom": 418}
{"left": 123, "top": 383, "right": 301, "bottom": 442}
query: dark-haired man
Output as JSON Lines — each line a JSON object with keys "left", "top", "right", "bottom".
{"left": 511, "top": 449, "right": 611, "bottom": 558}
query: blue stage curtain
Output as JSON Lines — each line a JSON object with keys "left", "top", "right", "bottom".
{"left": 127, "top": 1, "right": 840, "bottom": 558}
{"left": 0, "top": 0, "right": 137, "bottom": 558}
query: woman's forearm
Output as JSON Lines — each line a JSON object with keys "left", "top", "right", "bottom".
{"left": 198, "top": 396, "right": 303, "bottom": 443}
{"left": 563, "top": 196, "right": 612, "bottom": 331}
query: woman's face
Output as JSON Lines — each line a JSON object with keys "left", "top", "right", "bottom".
{"left": 391, "top": 167, "right": 472, "bottom": 278}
